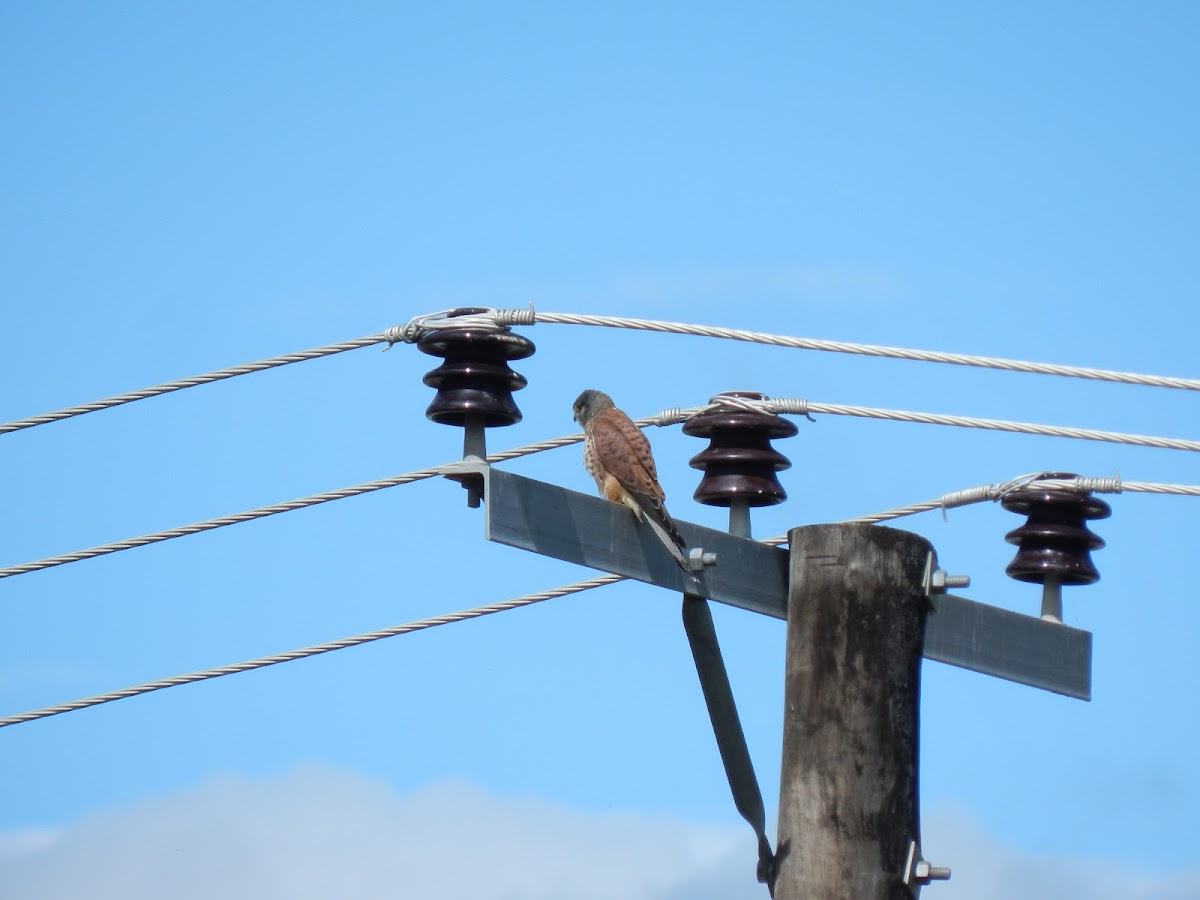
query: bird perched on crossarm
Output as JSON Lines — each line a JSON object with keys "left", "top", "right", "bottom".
{"left": 573, "top": 389, "right": 691, "bottom": 572}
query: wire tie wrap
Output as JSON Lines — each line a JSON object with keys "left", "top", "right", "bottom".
{"left": 384, "top": 304, "right": 537, "bottom": 348}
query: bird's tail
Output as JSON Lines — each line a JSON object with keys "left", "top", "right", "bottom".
{"left": 631, "top": 490, "right": 691, "bottom": 572}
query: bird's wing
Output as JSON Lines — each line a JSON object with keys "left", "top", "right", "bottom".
{"left": 590, "top": 407, "right": 664, "bottom": 499}
{"left": 590, "top": 408, "right": 689, "bottom": 570}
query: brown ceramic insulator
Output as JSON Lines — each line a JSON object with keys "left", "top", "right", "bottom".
{"left": 683, "top": 391, "right": 798, "bottom": 508}
{"left": 418, "top": 308, "right": 536, "bottom": 427}
{"left": 1002, "top": 472, "right": 1111, "bottom": 586}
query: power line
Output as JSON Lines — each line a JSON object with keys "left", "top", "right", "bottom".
{"left": 3, "top": 395, "right": 1196, "bottom": 580}
{"left": 0, "top": 573, "right": 623, "bottom": 729}
{"left": 0, "top": 429, "right": 592, "bottom": 580}
{"left": 719, "top": 398, "right": 1200, "bottom": 453}
{"left": 391, "top": 307, "right": 1200, "bottom": 392}
{"left": 532, "top": 311, "right": 1200, "bottom": 391}
{"left": 0, "top": 467, "right": 443, "bottom": 579}
{"left": 8, "top": 304, "right": 1196, "bottom": 439}
{"left": 5, "top": 470, "right": 1188, "bottom": 729}
{"left": 1083, "top": 479, "right": 1200, "bottom": 497}
{"left": 840, "top": 473, "right": 1200, "bottom": 524}
{"left": 0, "top": 334, "right": 387, "bottom": 435}
{"left": 650, "top": 397, "right": 1200, "bottom": 452}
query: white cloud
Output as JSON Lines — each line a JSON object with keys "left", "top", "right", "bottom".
{"left": 1, "top": 770, "right": 1197, "bottom": 900}
{"left": 0, "top": 767, "right": 756, "bottom": 900}
{"left": 0, "top": 829, "right": 58, "bottom": 858}
{"left": 924, "top": 806, "right": 1200, "bottom": 900}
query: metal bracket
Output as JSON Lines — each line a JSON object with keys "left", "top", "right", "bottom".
{"left": 444, "top": 461, "right": 486, "bottom": 508}
{"left": 681, "top": 594, "right": 776, "bottom": 895}
{"left": 443, "top": 464, "right": 1094, "bottom": 700}
{"left": 903, "top": 841, "right": 951, "bottom": 897}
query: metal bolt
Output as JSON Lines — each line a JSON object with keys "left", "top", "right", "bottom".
{"left": 460, "top": 417, "right": 488, "bottom": 507}
{"left": 929, "top": 569, "right": 970, "bottom": 593}
{"left": 914, "top": 860, "right": 952, "bottom": 882}
{"left": 904, "top": 841, "right": 951, "bottom": 897}
{"left": 921, "top": 554, "right": 970, "bottom": 596}
{"left": 687, "top": 548, "right": 718, "bottom": 572}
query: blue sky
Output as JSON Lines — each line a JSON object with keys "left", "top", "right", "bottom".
{"left": 2, "top": 3, "right": 1198, "bottom": 897}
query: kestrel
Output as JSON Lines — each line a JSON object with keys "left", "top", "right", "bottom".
{"left": 572, "top": 389, "right": 691, "bottom": 571}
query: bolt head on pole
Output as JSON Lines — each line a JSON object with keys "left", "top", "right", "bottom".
{"left": 904, "top": 841, "right": 952, "bottom": 898}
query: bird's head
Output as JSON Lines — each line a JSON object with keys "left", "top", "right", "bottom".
{"left": 573, "top": 389, "right": 614, "bottom": 427}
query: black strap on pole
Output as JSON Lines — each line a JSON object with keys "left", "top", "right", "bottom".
{"left": 682, "top": 592, "right": 776, "bottom": 895}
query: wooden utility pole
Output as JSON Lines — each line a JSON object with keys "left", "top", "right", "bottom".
{"left": 775, "top": 524, "right": 933, "bottom": 900}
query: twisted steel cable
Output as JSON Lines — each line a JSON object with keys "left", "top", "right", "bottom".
{"left": 9, "top": 304, "right": 1196, "bottom": 438}
{"left": 1, "top": 335, "right": 387, "bottom": 435}
{"left": 0, "top": 574, "right": 623, "bottom": 728}
{"left": 1, "top": 472, "right": 1193, "bottom": 728}
{"left": 801, "top": 401, "right": 1200, "bottom": 453}
{"left": 524, "top": 310, "right": 1200, "bottom": 391}
{"left": 2, "top": 396, "right": 1195, "bottom": 581}
{"left": 0, "top": 468, "right": 444, "bottom": 579}
{"left": 391, "top": 305, "right": 1200, "bottom": 393}
{"left": 654, "top": 397, "right": 1200, "bottom": 452}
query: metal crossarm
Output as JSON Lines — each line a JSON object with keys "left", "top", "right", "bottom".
{"left": 451, "top": 464, "right": 1093, "bottom": 700}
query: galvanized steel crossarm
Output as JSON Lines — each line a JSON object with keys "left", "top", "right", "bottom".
{"left": 472, "top": 467, "right": 1094, "bottom": 698}
{"left": 5, "top": 469, "right": 1169, "bottom": 728}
